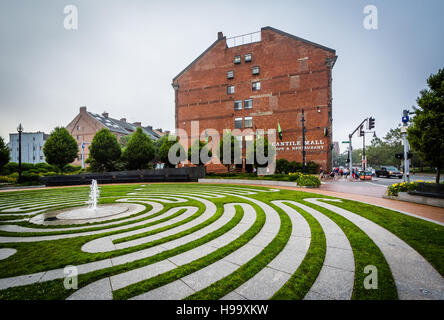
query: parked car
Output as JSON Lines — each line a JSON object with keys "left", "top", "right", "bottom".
{"left": 366, "top": 167, "right": 376, "bottom": 176}
{"left": 375, "top": 166, "right": 403, "bottom": 178}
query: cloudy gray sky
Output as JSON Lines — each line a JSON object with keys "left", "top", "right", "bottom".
{"left": 1, "top": 0, "right": 443, "bottom": 152}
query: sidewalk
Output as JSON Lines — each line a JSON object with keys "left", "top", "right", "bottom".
{"left": 259, "top": 184, "right": 444, "bottom": 225}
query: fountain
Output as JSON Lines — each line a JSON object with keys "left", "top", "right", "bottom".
{"left": 32, "top": 180, "right": 144, "bottom": 225}
{"left": 88, "top": 179, "right": 100, "bottom": 211}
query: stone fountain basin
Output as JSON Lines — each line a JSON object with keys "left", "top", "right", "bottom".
{"left": 56, "top": 205, "right": 129, "bottom": 220}
{"left": 28, "top": 203, "right": 144, "bottom": 226}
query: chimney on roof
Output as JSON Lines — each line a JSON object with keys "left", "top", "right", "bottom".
{"left": 133, "top": 122, "right": 141, "bottom": 127}
{"left": 120, "top": 118, "right": 126, "bottom": 122}
{"left": 80, "top": 106, "right": 87, "bottom": 113}
{"left": 102, "top": 112, "right": 109, "bottom": 118}
{"left": 218, "top": 31, "right": 224, "bottom": 40}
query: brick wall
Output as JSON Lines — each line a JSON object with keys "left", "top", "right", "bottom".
{"left": 66, "top": 107, "right": 106, "bottom": 166}
{"left": 174, "top": 27, "right": 336, "bottom": 172}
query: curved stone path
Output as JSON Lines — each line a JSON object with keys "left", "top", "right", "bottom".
{"left": 0, "top": 185, "right": 442, "bottom": 300}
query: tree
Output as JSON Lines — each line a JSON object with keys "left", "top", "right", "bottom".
{"left": 88, "top": 128, "right": 121, "bottom": 172}
{"left": 246, "top": 136, "right": 276, "bottom": 168}
{"left": 119, "top": 133, "right": 133, "bottom": 148}
{"left": 217, "top": 131, "right": 242, "bottom": 172}
{"left": 408, "top": 68, "right": 444, "bottom": 183}
{"left": 122, "top": 127, "right": 155, "bottom": 170}
{"left": 366, "top": 128, "right": 403, "bottom": 168}
{"left": 158, "top": 134, "right": 186, "bottom": 168}
{"left": 43, "top": 127, "right": 78, "bottom": 172}
{"left": 0, "top": 136, "right": 10, "bottom": 171}
{"left": 187, "top": 139, "right": 212, "bottom": 166}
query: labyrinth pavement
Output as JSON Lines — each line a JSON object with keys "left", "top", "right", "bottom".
{"left": 0, "top": 184, "right": 442, "bottom": 300}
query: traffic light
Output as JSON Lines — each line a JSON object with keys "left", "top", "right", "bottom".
{"left": 407, "top": 151, "right": 413, "bottom": 159}
{"left": 359, "top": 125, "right": 364, "bottom": 137}
{"left": 395, "top": 153, "right": 404, "bottom": 160}
{"left": 368, "top": 117, "right": 375, "bottom": 130}
{"left": 402, "top": 110, "right": 409, "bottom": 124}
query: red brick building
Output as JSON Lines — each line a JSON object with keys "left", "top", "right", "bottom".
{"left": 172, "top": 26, "right": 337, "bottom": 172}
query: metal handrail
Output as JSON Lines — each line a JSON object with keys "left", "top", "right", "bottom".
{"left": 226, "top": 31, "right": 261, "bottom": 48}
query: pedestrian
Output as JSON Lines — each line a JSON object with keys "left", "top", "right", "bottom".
{"left": 319, "top": 167, "right": 324, "bottom": 180}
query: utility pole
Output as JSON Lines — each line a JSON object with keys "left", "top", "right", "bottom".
{"left": 17, "top": 123, "right": 23, "bottom": 183}
{"left": 348, "top": 117, "right": 373, "bottom": 180}
{"left": 348, "top": 134, "right": 353, "bottom": 177}
{"left": 362, "top": 130, "right": 366, "bottom": 171}
{"left": 401, "top": 110, "right": 410, "bottom": 182}
{"left": 302, "top": 109, "right": 306, "bottom": 173}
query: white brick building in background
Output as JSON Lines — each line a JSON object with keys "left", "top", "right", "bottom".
{"left": 8, "top": 132, "right": 49, "bottom": 164}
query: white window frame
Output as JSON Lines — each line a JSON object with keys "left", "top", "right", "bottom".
{"left": 252, "top": 81, "right": 261, "bottom": 91}
{"left": 244, "top": 117, "right": 253, "bottom": 128}
{"left": 234, "top": 55, "right": 241, "bottom": 64}
{"left": 234, "top": 100, "right": 242, "bottom": 110}
{"left": 234, "top": 117, "right": 243, "bottom": 129}
{"left": 245, "top": 53, "right": 252, "bottom": 62}
{"left": 227, "top": 70, "right": 234, "bottom": 79}
{"left": 244, "top": 99, "right": 253, "bottom": 109}
{"left": 227, "top": 85, "right": 235, "bottom": 94}
{"left": 252, "top": 66, "right": 260, "bottom": 75}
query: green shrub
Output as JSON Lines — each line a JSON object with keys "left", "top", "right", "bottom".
{"left": 275, "top": 159, "right": 289, "bottom": 174}
{"left": 1, "top": 162, "right": 18, "bottom": 175}
{"left": 41, "top": 171, "right": 58, "bottom": 176}
{"left": 296, "top": 174, "right": 321, "bottom": 187}
{"left": 62, "top": 164, "right": 82, "bottom": 173}
{"left": 34, "top": 163, "right": 57, "bottom": 172}
{"left": 289, "top": 172, "right": 320, "bottom": 187}
{"left": 20, "top": 171, "right": 41, "bottom": 184}
{"left": 307, "top": 161, "right": 320, "bottom": 174}
{"left": 0, "top": 175, "right": 16, "bottom": 183}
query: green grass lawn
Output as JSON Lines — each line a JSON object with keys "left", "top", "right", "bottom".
{"left": 0, "top": 183, "right": 442, "bottom": 300}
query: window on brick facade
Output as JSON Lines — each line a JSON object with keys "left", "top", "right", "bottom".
{"left": 252, "top": 81, "right": 261, "bottom": 91}
{"left": 234, "top": 100, "right": 242, "bottom": 110}
{"left": 245, "top": 53, "right": 252, "bottom": 62}
{"left": 227, "top": 85, "right": 235, "bottom": 94}
{"left": 227, "top": 70, "right": 234, "bottom": 79}
{"left": 244, "top": 99, "right": 253, "bottom": 109}
{"left": 244, "top": 117, "right": 253, "bottom": 128}
{"left": 77, "top": 125, "right": 81, "bottom": 130}
{"left": 252, "top": 66, "right": 260, "bottom": 75}
{"left": 234, "top": 117, "right": 243, "bottom": 129}
{"left": 234, "top": 56, "right": 241, "bottom": 64}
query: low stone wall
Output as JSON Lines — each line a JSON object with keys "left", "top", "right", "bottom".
{"left": 199, "top": 178, "right": 298, "bottom": 187}
{"left": 397, "top": 192, "right": 444, "bottom": 208}
{"left": 42, "top": 167, "right": 206, "bottom": 186}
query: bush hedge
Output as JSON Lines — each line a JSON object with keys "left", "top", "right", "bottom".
{"left": 275, "top": 159, "right": 320, "bottom": 174}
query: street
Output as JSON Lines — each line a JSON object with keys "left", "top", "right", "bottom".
{"left": 320, "top": 174, "right": 437, "bottom": 198}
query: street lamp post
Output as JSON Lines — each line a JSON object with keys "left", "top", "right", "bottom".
{"left": 301, "top": 109, "right": 306, "bottom": 173}
{"left": 17, "top": 123, "right": 23, "bottom": 183}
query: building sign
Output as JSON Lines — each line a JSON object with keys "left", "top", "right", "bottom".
{"left": 272, "top": 139, "right": 326, "bottom": 152}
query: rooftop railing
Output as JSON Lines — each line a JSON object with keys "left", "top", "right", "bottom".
{"left": 226, "top": 31, "right": 261, "bottom": 48}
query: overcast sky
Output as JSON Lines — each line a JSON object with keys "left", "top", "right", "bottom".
{"left": 1, "top": 0, "right": 443, "bottom": 153}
